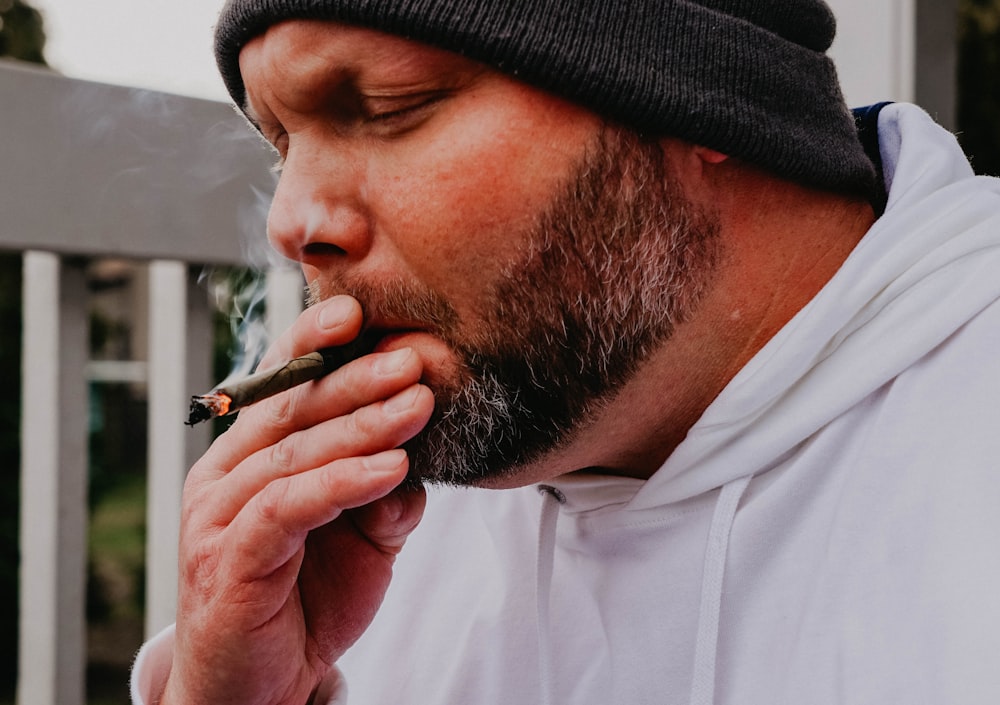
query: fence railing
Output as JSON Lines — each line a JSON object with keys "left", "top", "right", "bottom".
{"left": 1, "top": 59, "right": 295, "bottom": 705}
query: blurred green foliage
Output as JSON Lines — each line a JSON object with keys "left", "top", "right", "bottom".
{"left": 0, "top": 0, "right": 45, "bottom": 64}
{"left": 0, "top": 256, "right": 21, "bottom": 696}
{"left": 958, "top": 0, "right": 1000, "bottom": 175}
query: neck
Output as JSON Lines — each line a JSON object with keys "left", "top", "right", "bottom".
{"left": 524, "top": 165, "right": 876, "bottom": 484}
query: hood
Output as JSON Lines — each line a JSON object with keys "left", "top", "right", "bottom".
{"left": 532, "top": 104, "right": 1000, "bottom": 704}
{"left": 550, "top": 103, "right": 1000, "bottom": 513}
{"left": 629, "top": 103, "right": 1000, "bottom": 510}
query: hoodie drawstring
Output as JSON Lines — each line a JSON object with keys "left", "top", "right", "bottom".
{"left": 536, "top": 485, "right": 566, "bottom": 705}
{"left": 535, "top": 476, "right": 749, "bottom": 705}
{"left": 689, "top": 476, "right": 752, "bottom": 705}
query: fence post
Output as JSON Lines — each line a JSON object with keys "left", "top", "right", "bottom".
{"left": 266, "top": 266, "right": 305, "bottom": 342}
{"left": 145, "top": 261, "right": 212, "bottom": 638}
{"left": 17, "top": 252, "right": 89, "bottom": 705}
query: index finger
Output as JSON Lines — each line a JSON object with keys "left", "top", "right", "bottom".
{"left": 256, "top": 294, "right": 365, "bottom": 371}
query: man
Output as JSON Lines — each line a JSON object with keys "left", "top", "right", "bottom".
{"left": 133, "top": 1, "right": 1000, "bottom": 703}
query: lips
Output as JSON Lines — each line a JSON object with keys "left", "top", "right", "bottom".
{"left": 363, "top": 324, "right": 429, "bottom": 354}
{"left": 362, "top": 324, "right": 460, "bottom": 390}
{"left": 370, "top": 330, "right": 417, "bottom": 353}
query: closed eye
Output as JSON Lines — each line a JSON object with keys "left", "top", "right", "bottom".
{"left": 361, "top": 91, "right": 448, "bottom": 130}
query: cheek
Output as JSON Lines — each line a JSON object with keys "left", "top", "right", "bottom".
{"left": 373, "top": 123, "right": 583, "bottom": 293}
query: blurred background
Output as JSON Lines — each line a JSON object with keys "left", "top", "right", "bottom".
{"left": 2, "top": 0, "right": 1000, "bottom": 703}
{"left": 2, "top": 3, "right": 259, "bottom": 704}
{"left": 19, "top": 0, "right": 227, "bottom": 100}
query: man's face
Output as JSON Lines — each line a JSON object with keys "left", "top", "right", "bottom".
{"left": 241, "top": 21, "right": 720, "bottom": 485}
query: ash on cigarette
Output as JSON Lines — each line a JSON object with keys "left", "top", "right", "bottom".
{"left": 186, "top": 392, "right": 232, "bottom": 426}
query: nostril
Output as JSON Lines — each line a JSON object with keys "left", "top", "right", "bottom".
{"left": 303, "top": 242, "right": 348, "bottom": 258}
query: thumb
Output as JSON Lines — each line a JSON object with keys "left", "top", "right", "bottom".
{"left": 350, "top": 482, "right": 427, "bottom": 557}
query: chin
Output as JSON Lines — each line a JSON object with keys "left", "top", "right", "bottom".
{"left": 401, "top": 416, "right": 583, "bottom": 490}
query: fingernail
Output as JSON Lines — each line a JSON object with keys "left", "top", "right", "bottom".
{"left": 374, "top": 348, "right": 412, "bottom": 375}
{"left": 365, "top": 449, "right": 407, "bottom": 474}
{"left": 385, "top": 385, "right": 420, "bottom": 414}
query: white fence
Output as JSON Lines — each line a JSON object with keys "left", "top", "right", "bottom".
{"left": 0, "top": 1, "right": 958, "bottom": 701}
{"left": 1, "top": 58, "right": 289, "bottom": 705}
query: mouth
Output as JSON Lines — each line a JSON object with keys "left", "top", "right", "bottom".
{"left": 370, "top": 330, "right": 415, "bottom": 352}
{"left": 360, "top": 323, "right": 461, "bottom": 390}
{"left": 361, "top": 323, "right": 433, "bottom": 354}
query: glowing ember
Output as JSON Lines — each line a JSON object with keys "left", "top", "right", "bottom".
{"left": 186, "top": 392, "right": 233, "bottom": 426}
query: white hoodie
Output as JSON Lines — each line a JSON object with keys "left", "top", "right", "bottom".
{"left": 133, "top": 103, "right": 1000, "bottom": 704}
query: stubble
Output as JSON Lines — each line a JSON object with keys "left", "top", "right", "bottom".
{"left": 310, "top": 125, "right": 721, "bottom": 486}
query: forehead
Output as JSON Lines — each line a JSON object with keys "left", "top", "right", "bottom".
{"left": 239, "top": 20, "right": 485, "bottom": 110}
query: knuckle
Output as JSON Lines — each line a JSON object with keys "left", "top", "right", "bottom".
{"left": 314, "top": 461, "right": 352, "bottom": 499}
{"left": 180, "top": 474, "right": 213, "bottom": 524}
{"left": 263, "top": 389, "right": 297, "bottom": 428}
{"left": 179, "top": 538, "right": 221, "bottom": 588}
{"left": 254, "top": 480, "right": 290, "bottom": 526}
{"left": 268, "top": 434, "right": 298, "bottom": 474}
{"left": 347, "top": 404, "right": 387, "bottom": 439}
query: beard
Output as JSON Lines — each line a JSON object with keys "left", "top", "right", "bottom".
{"left": 312, "top": 125, "right": 721, "bottom": 486}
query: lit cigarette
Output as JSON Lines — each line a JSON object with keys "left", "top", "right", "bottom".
{"left": 186, "top": 332, "right": 378, "bottom": 426}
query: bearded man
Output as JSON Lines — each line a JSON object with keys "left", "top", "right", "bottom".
{"left": 133, "top": 1, "right": 1000, "bottom": 704}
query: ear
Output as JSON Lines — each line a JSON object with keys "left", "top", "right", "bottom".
{"left": 655, "top": 138, "right": 733, "bottom": 209}
{"left": 685, "top": 145, "right": 732, "bottom": 202}
{"left": 694, "top": 146, "right": 729, "bottom": 165}
{"left": 658, "top": 139, "right": 731, "bottom": 204}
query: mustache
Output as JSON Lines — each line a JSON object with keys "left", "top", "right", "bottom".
{"left": 307, "top": 276, "right": 461, "bottom": 337}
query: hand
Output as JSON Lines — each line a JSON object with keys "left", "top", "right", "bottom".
{"left": 162, "top": 295, "right": 435, "bottom": 705}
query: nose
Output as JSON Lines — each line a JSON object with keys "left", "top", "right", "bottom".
{"left": 266, "top": 142, "right": 372, "bottom": 268}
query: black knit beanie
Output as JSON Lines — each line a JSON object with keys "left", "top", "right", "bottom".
{"left": 214, "top": 0, "right": 877, "bottom": 198}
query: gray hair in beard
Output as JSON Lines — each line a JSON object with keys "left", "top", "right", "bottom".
{"left": 310, "top": 125, "right": 721, "bottom": 486}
